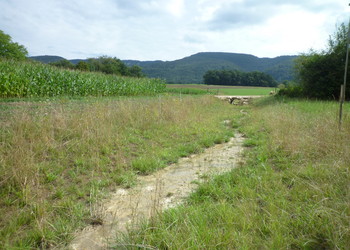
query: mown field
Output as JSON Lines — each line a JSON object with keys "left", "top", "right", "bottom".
{"left": 117, "top": 98, "right": 350, "bottom": 249}
{"left": 167, "top": 84, "right": 276, "bottom": 96}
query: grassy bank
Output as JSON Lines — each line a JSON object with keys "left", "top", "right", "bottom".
{"left": 119, "top": 98, "right": 350, "bottom": 249}
{"left": 0, "top": 95, "right": 236, "bottom": 248}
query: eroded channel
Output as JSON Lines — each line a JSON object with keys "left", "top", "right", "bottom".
{"left": 70, "top": 132, "right": 244, "bottom": 249}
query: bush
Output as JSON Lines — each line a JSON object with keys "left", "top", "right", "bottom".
{"left": 294, "top": 23, "right": 349, "bottom": 100}
{"left": 277, "top": 82, "right": 304, "bottom": 98}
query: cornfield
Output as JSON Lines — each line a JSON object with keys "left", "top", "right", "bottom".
{"left": 0, "top": 60, "right": 166, "bottom": 97}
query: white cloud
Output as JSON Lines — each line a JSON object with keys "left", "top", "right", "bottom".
{"left": 0, "top": 0, "right": 348, "bottom": 60}
{"left": 166, "top": 0, "right": 185, "bottom": 17}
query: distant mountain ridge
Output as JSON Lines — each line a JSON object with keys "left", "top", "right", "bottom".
{"left": 29, "top": 52, "right": 297, "bottom": 84}
{"left": 29, "top": 55, "right": 66, "bottom": 64}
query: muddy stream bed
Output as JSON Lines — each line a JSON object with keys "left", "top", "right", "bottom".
{"left": 69, "top": 132, "right": 244, "bottom": 249}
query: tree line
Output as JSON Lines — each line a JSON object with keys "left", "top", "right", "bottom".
{"left": 49, "top": 57, "right": 145, "bottom": 77}
{"left": 203, "top": 69, "right": 277, "bottom": 87}
{"left": 0, "top": 29, "right": 144, "bottom": 78}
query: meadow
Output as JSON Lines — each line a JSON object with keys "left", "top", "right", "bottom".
{"left": 167, "top": 84, "right": 276, "bottom": 96}
{"left": 0, "top": 59, "right": 238, "bottom": 248}
{"left": 0, "top": 95, "right": 236, "bottom": 248}
{"left": 1, "top": 58, "right": 349, "bottom": 249}
{"left": 117, "top": 97, "right": 350, "bottom": 249}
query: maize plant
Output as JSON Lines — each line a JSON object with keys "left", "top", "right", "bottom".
{"left": 0, "top": 59, "right": 166, "bottom": 97}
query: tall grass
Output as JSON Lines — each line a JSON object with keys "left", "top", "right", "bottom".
{"left": 0, "top": 95, "right": 235, "bottom": 248}
{"left": 119, "top": 97, "right": 350, "bottom": 249}
{"left": 0, "top": 59, "right": 165, "bottom": 97}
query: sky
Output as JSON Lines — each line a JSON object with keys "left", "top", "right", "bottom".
{"left": 0, "top": 0, "right": 349, "bottom": 61}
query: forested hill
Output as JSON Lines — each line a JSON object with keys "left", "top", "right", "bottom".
{"left": 30, "top": 55, "right": 66, "bottom": 64}
{"left": 124, "top": 52, "right": 297, "bottom": 84}
{"left": 30, "top": 52, "right": 297, "bottom": 84}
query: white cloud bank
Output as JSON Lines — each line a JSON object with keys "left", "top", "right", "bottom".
{"left": 0, "top": 0, "right": 348, "bottom": 60}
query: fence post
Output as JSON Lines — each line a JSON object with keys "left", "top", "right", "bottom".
{"left": 339, "top": 19, "right": 350, "bottom": 129}
{"left": 339, "top": 84, "right": 345, "bottom": 129}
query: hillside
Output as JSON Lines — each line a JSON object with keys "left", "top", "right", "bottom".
{"left": 124, "top": 52, "right": 297, "bottom": 83}
{"left": 29, "top": 55, "right": 66, "bottom": 64}
{"left": 30, "top": 52, "right": 297, "bottom": 84}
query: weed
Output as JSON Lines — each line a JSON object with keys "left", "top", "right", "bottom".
{"left": 132, "top": 157, "right": 164, "bottom": 175}
{"left": 242, "top": 138, "right": 258, "bottom": 147}
{"left": 113, "top": 171, "right": 137, "bottom": 188}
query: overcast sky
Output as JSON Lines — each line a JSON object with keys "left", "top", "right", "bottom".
{"left": 0, "top": 0, "right": 348, "bottom": 61}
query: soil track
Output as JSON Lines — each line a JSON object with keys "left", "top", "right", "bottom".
{"left": 69, "top": 132, "right": 244, "bottom": 249}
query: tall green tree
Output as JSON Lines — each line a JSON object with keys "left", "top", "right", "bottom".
{"left": 49, "top": 59, "right": 75, "bottom": 69}
{"left": 75, "top": 61, "right": 89, "bottom": 71}
{"left": 0, "top": 30, "right": 28, "bottom": 60}
{"left": 87, "top": 56, "right": 128, "bottom": 75}
{"left": 128, "top": 65, "right": 144, "bottom": 77}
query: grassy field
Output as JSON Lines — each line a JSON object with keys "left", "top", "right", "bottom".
{"left": 167, "top": 84, "right": 276, "bottom": 96}
{"left": 0, "top": 95, "right": 237, "bottom": 248}
{"left": 2, "top": 59, "right": 349, "bottom": 248}
{"left": 117, "top": 97, "right": 350, "bottom": 249}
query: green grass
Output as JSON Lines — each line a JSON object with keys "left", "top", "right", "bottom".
{"left": 0, "top": 59, "right": 165, "bottom": 97}
{"left": 117, "top": 97, "right": 350, "bottom": 249}
{"left": 166, "top": 84, "right": 275, "bottom": 96}
{"left": 217, "top": 87, "right": 275, "bottom": 96}
{"left": 0, "top": 95, "right": 236, "bottom": 248}
{"left": 165, "top": 87, "right": 216, "bottom": 95}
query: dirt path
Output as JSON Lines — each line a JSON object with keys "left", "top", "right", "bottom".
{"left": 69, "top": 132, "right": 244, "bottom": 249}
